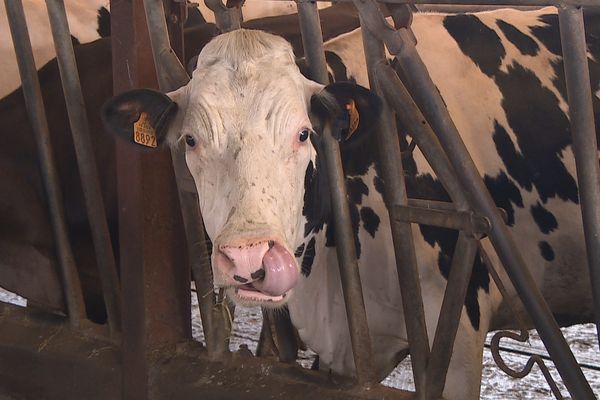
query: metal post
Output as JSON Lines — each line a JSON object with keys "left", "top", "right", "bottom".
{"left": 143, "top": 0, "right": 231, "bottom": 358}
{"left": 359, "top": 19, "right": 429, "bottom": 396}
{"left": 111, "top": 0, "right": 191, "bottom": 398}
{"left": 45, "top": 0, "right": 121, "bottom": 337}
{"left": 4, "top": 0, "right": 86, "bottom": 327}
{"left": 297, "top": 0, "right": 377, "bottom": 385}
{"left": 558, "top": 4, "right": 600, "bottom": 347}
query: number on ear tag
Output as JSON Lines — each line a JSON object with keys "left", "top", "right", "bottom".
{"left": 346, "top": 99, "right": 360, "bottom": 139}
{"left": 133, "top": 112, "right": 158, "bottom": 148}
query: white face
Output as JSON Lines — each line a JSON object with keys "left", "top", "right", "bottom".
{"left": 169, "top": 30, "right": 323, "bottom": 307}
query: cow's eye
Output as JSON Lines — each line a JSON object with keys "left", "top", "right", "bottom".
{"left": 185, "top": 135, "right": 196, "bottom": 147}
{"left": 298, "top": 128, "right": 310, "bottom": 142}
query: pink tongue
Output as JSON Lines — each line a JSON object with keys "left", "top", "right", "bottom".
{"left": 253, "top": 244, "right": 298, "bottom": 296}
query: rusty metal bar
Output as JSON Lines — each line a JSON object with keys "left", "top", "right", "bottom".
{"left": 359, "top": 17, "right": 429, "bottom": 397}
{"left": 45, "top": 0, "right": 121, "bottom": 337}
{"left": 111, "top": 0, "right": 191, "bottom": 398}
{"left": 426, "top": 232, "right": 479, "bottom": 398}
{"left": 297, "top": 0, "right": 377, "bottom": 386}
{"left": 4, "top": 0, "right": 86, "bottom": 327}
{"left": 394, "top": 205, "right": 490, "bottom": 235}
{"left": 143, "top": 0, "right": 230, "bottom": 358}
{"left": 558, "top": 4, "right": 600, "bottom": 347}
{"left": 362, "top": 2, "right": 595, "bottom": 396}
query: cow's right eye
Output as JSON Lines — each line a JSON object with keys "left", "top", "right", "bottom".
{"left": 185, "top": 135, "right": 196, "bottom": 147}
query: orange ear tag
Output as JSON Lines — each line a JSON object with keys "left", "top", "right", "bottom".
{"left": 133, "top": 112, "right": 158, "bottom": 148}
{"left": 346, "top": 99, "right": 360, "bottom": 139}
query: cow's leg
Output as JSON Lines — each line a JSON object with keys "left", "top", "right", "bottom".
{"left": 441, "top": 315, "right": 489, "bottom": 400}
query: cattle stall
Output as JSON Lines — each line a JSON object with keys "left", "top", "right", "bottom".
{"left": 0, "top": 0, "right": 598, "bottom": 399}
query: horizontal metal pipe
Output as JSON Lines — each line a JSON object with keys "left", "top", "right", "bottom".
{"left": 558, "top": 4, "right": 600, "bottom": 349}
{"left": 298, "top": 1, "right": 377, "bottom": 385}
{"left": 407, "top": 198, "right": 509, "bottom": 223}
{"left": 394, "top": 205, "right": 490, "bottom": 234}
{"left": 5, "top": 0, "right": 86, "bottom": 327}
{"left": 46, "top": 0, "right": 121, "bottom": 336}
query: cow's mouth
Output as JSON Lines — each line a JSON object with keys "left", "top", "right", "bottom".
{"left": 228, "top": 284, "right": 290, "bottom": 304}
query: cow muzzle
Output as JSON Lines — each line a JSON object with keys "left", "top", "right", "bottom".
{"left": 214, "top": 239, "right": 299, "bottom": 304}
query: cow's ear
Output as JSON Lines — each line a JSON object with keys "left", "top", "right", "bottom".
{"left": 309, "top": 82, "right": 381, "bottom": 143}
{"left": 101, "top": 88, "right": 180, "bottom": 150}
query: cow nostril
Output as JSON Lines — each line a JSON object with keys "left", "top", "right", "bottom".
{"left": 233, "top": 275, "right": 248, "bottom": 283}
{"left": 268, "top": 240, "right": 274, "bottom": 249}
{"left": 250, "top": 269, "right": 265, "bottom": 281}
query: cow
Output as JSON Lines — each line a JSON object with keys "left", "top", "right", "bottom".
{"left": 101, "top": 6, "right": 600, "bottom": 399}
{"left": 0, "top": 6, "right": 359, "bottom": 318}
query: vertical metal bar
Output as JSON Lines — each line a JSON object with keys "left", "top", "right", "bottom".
{"left": 426, "top": 233, "right": 478, "bottom": 398}
{"left": 391, "top": 17, "right": 595, "bottom": 400}
{"left": 558, "top": 5, "right": 600, "bottom": 347}
{"left": 45, "top": 0, "right": 121, "bottom": 336}
{"left": 143, "top": 0, "right": 230, "bottom": 358}
{"left": 111, "top": 0, "right": 190, "bottom": 398}
{"left": 360, "top": 21, "right": 429, "bottom": 397}
{"left": 297, "top": 1, "right": 377, "bottom": 385}
{"left": 4, "top": 0, "right": 86, "bottom": 327}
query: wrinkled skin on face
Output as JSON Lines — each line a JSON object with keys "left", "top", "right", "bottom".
{"left": 175, "top": 31, "right": 321, "bottom": 306}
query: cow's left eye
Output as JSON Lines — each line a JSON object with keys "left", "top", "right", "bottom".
{"left": 298, "top": 128, "right": 310, "bottom": 142}
{"left": 185, "top": 135, "right": 196, "bottom": 147}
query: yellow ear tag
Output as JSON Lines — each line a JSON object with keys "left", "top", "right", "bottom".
{"left": 133, "top": 112, "right": 158, "bottom": 148}
{"left": 346, "top": 99, "right": 360, "bottom": 138}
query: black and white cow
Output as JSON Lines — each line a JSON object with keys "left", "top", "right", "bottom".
{"left": 11, "top": 4, "right": 599, "bottom": 398}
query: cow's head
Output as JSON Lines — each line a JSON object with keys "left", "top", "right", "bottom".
{"left": 102, "top": 29, "right": 380, "bottom": 307}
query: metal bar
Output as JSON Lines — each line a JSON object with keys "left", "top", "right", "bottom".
{"left": 143, "top": 0, "right": 230, "bottom": 358}
{"left": 4, "top": 0, "right": 86, "bottom": 327}
{"left": 558, "top": 4, "right": 600, "bottom": 348}
{"left": 394, "top": 205, "right": 490, "bottom": 234}
{"left": 377, "top": 6, "right": 596, "bottom": 397}
{"left": 297, "top": 1, "right": 377, "bottom": 385}
{"left": 111, "top": 1, "right": 191, "bottom": 398}
{"left": 426, "top": 232, "right": 479, "bottom": 398}
{"left": 45, "top": 0, "right": 121, "bottom": 336}
{"left": 359, "top": 18, "right": 429, "bottom": 397}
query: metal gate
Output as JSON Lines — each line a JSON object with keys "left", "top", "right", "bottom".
{"left": 0, "top": 0, "right": 598, "bottom": 399}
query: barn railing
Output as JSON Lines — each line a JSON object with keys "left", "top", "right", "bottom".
{"left": 145, "top": 0, "right": 599, "bottom": 398}
{"left": 1, "top": 0, "right": 598, "bottom": 399}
